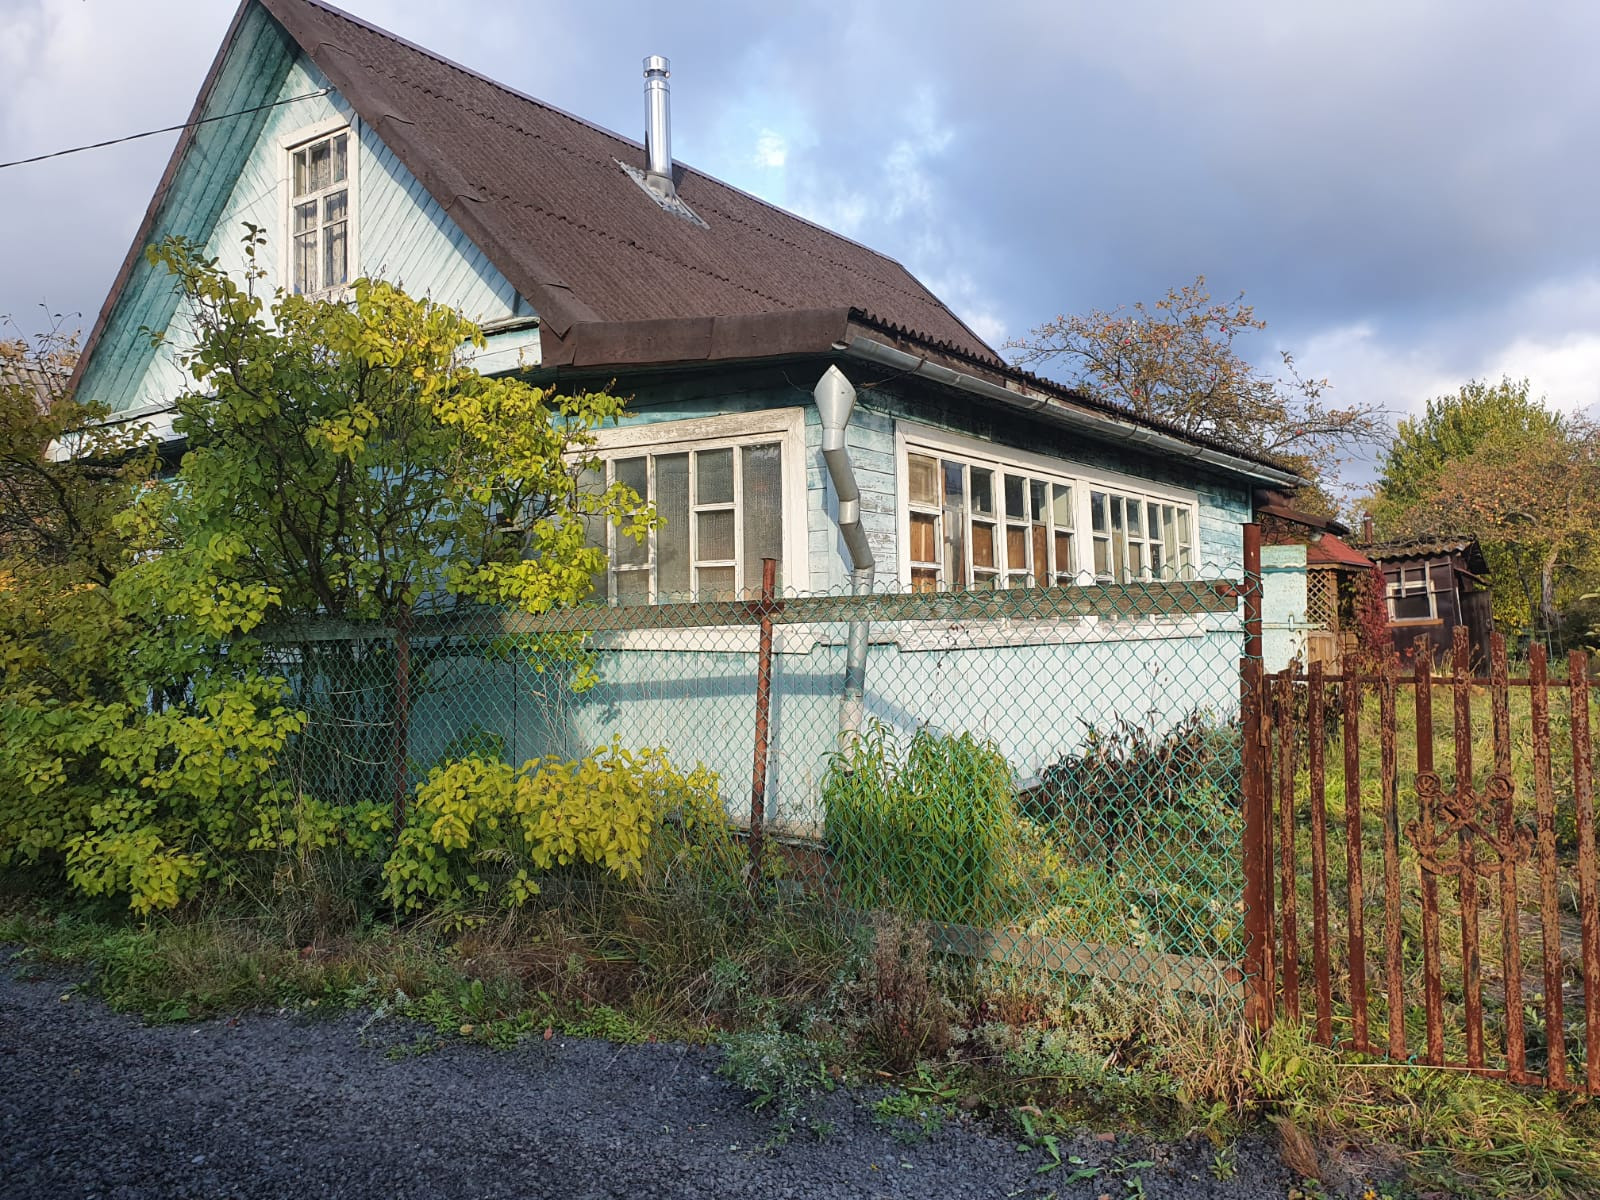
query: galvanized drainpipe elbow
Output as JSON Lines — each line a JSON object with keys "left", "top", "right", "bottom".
{"left": 813, "top": 366, "right": 874, "bottom": 743}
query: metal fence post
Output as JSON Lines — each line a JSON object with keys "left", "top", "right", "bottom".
{"left": 1240, "top": 522, "right": 1273, "bottom": 1031}
{"left": 748, "top": 557, "right": 778, "bottom": 884}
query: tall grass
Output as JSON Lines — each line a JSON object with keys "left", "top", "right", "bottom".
{"left": 823, "top": 723, "right": 1013, "bottom": 925}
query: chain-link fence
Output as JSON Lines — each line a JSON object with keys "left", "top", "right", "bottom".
{"left": 263, "top": 573, "right": 1254, "bottom": 1000}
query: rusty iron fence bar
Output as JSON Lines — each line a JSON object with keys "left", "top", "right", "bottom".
{"left": 1307, "top": 660, "right": 1333, "bottom": 1045}
{"left": 1572, "top": 649, "right": 1600, "bottom": 1094}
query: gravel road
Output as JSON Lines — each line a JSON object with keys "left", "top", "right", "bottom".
{"left": 1, "top": 950, "right": 1296, "bottom": 1200}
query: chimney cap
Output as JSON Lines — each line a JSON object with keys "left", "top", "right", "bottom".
{"left": 644, "top": 54, "right": 669, "bottom": 76}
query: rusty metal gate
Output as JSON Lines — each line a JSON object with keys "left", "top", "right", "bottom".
{"left": 1243, "top": 624, "right": 1600, "bottom": 1094}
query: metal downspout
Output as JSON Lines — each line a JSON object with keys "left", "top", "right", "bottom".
{"left": 813, "top": 366, "right": 875, "bottom": 744}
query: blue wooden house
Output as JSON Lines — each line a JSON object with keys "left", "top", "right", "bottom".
{"left": 71, "top": 0, "right": 1302, "bottom": 829}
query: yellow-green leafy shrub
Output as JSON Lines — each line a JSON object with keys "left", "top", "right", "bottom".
{"left": 382, "top": 740, "right": 730, "bottom": 913}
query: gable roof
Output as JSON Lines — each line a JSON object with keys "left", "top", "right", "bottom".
{"left": 72, "top": 0, "right": 1305, "bottom": 487}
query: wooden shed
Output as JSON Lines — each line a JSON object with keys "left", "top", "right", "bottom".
{"left": 1357, "top": 535, "right": 1495, "bottom": 666}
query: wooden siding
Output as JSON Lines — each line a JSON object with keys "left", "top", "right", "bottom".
{"left": 81, "top": 42, "right": 533, "bottom": 417}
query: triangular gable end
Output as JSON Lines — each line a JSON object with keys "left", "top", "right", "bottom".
{"left": 75, "top": 0, "right": 533, "bottom": 423}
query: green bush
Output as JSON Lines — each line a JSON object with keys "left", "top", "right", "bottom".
{"left": 382, "top": 739, "right": 735, "bottom": 919}
{"left": 823, "top": 723, "right": 1013, "bottom": 925}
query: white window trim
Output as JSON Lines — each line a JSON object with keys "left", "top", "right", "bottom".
{"left": 892, "top": 421, "right": 1201, "bottom": 591}
{"left": 279, "top": 116, "right": 359, "bottom": 298}
{"left": 587, "top": 408, "right": 809, "bottom": 623}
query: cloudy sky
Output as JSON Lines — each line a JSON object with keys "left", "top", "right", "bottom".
{"left": 5, "top": 0, "right": 1600, "bottom": 479}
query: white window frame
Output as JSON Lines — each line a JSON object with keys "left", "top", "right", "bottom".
{"left": 280, "top": 117, "right": 359, "bottom": 297}
{"left": 1385, "top": 563, "right": 1436, "bottom": 623}
{"left": 587, "top": 408, "right": 809, "bottom": 606}
{"left": 893, "top": 423, "right": 1200, "bottom": 591}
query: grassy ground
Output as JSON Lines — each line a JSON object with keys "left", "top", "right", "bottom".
{"left": 4, "top": 884, "right": 1597, "bottom": 1199}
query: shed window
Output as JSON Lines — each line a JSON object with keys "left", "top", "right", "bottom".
{"left": 1385, "top": 564, "right": 1433, "bottom": 621}
{"left": 289, "top": 129, "right": 352, "bottom": 294}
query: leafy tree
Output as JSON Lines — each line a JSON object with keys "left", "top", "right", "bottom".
{"left": 1368, "top": 379, "right": 1599, "bottom": 643}
{"left": 149, "top": 229, "right": 647, "bottom": 626}
{"left": 1, "top": 329, "right": 302, "bottom": 913}
{"left": 1371, "top": 377, "right": 1565, "bottom": 513}
{"left": 1006, "top": 276, "right": 1387, "bottom": 503}
{"left": 0, "top": 328, "right": 153, "bottom": 580}
{"left": 144, "top": 229, "right": 649, "bottom": 827}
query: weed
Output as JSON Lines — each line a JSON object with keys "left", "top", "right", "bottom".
{"left": 716, "top": 1025, "right": 838, "bottom": 1141}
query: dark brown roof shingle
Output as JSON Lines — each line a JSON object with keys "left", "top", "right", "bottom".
{"left": 260, "top": 0, "right": 999, "bottom": 360}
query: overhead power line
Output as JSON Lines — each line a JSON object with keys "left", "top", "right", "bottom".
{"left": 0, "top": 88, "right": 334, "bottom": 172}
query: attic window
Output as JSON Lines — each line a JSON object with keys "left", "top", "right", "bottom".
{"left": 289, "top": 129, "right": 353, "bottom": 294}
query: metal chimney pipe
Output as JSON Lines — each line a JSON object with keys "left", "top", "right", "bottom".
{"left": 643, "top": 55, "right": 672, "bottom": 180}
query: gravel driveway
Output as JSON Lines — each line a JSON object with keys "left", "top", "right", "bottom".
{"left": 1, "top": 950, "right": 1294, "bottom": 1199}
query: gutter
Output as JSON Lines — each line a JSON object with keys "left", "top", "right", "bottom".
{"left": 836, "top": 336, "right": 1307, "bottom": 490}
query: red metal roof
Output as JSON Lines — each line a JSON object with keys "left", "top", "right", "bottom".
{"left": 1305, "top": 533, "right": 1375, "bottom": 570}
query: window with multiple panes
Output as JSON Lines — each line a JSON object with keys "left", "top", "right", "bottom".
{"left": 289, "top": 129, "right": 351, "bottom": 294}
{"left": 903, "top": 437, "right": 1196, "bottom": 591}
{"left": 586, "top": 439, "right": 786, "bottom": 604}
{"left": 1088, "top": 489, "right": 1194, "bottom": 584}
{"left": 1385, "top": 564, "right": 1433, "bottom": 621}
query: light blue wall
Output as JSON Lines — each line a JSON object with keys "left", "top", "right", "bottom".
{"left": 401, "top": 370, "right": 1254, "bottom": 832}
{"left": 80, "top": 43, "right": 536, "bottom": 417}
{"left": 1261, "top": 545, "right": 1309, "bottom": 673}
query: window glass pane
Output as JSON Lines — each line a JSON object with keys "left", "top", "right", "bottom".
{"left": 1093, "top": 537, "right": 1111, "bottom": 579}
{"left": 1091, "top": 491, "right": 1108, "bottom": 533}
{"left": 909, "top": 514, "right": 938, "bottom": 565}
{"left": 698, "top": 566, "right": 735, "bottom": 602}
{"left": 942, "top": 461, "right": 966, "bottom": 586}
{"left": 1392, "top": 592, "right": 1431, "bottom": 620}
{"left": 741, "top": 444, "right": 783, "bottom": 596}
{"left": 310, "top": 138, "right": 331, "bottom": 191}
{"left": 323, "top": 220, "right": 347, "bottom": 288}
{"left": 616, "top": 569, "right": 649, "bottom": 606}
{"left": 1030, "top": 480, "right": 1047, "bottom": 522}
{"left": 293, "top": 233, "right": 316, "bottom": 294}
{"left": 696, "top": 447, "right": 733, "bottom": 505}
{"left": 911, "top": 568, "right": 939, "bottom": 593}
{"left": 972, "top": 521, "right": 996, "bottom": 569}
{"left": 294, "top": 200, "right": 317, "bottom": 234}
{"left": 656, "top": 453, "right": 690, "bottom": 599}
{"left": 1130, "top": 540, "right": 1146, "bottom": 578}
{"left": 1052, "top": 483, "right": 1073, "bottom": 528}
{"left": 1004, "top": 474, "right": 1025, "bottom": 520}
{"left": 612, "top": 458, "right": 648, "bottom": 567}
{"left": 970, "top": 467, "right": 994, "bottom": 517}
{"left": 293, "top": 149, "right": 309, "bottom": 197}
{"left": 1054, "top": 531, "right": 1072, "bottom": 578}
{"left": 324, "top": 190, "right": 347, "bottom": 225}
{"left": 1006, "top": 525, "right": 1028, "bottom": 573}
{"left": 698, "top": 510, "right": 735, "bottom": 561}
{"left": 578, "top": 465, "right": 607, "bottom": 600}
{"left": 909, "top": 454, "right": 939, "bottom": 505}
{"left": 332, "top": 133, "right": 348, "bottom": 183}
{"left": 1126, "top": 497, "right": 1143, "bottom": 538}
{"left": 1032, "top": 525, "right": 1048, "bottom": 582}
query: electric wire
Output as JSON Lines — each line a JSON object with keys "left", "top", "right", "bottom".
{"left": 0, "top": 89, "right": 333, "bottom": 172}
